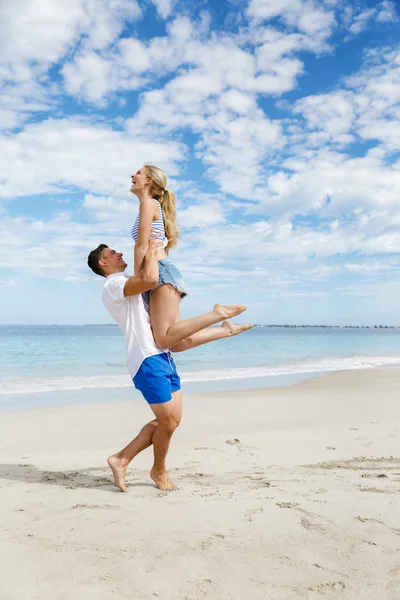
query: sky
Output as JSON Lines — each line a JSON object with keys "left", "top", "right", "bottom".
{"left": 1, "top": 0, "right": 400, "bottom": 326}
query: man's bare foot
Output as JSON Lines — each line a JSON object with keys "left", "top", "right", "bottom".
{"left": 150, "top": 467, "right": 177, "bottom": 491}
{"left": 107, "top": 455, "right": 128, "bottom": 492}
{"left": 213, "top": 304, "right": 246, "bottom": 320}
{"left": 222, "top": 320, "right": 254, "bottom": 336}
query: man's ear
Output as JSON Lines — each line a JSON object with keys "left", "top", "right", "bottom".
{"left": 99, "top": 258, "right": 107, "bottom": 269}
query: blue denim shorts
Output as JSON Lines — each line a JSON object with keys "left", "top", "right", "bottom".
{"left": 133, "top": 352, "right": 181, "bottom": 404}
{"left": 146, "top": 258, "right": 188, "bottom": 302}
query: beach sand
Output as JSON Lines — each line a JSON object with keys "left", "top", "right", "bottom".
{"left": 0, "top": 368, "right": 399, "bottom": 600}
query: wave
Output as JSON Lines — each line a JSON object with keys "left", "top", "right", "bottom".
{"left": 1, "top": 355, "right": 400, "bottom": 396}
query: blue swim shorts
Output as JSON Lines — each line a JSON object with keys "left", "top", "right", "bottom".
{"left": 133, "top": 352, "right": 181, "bottom": 404}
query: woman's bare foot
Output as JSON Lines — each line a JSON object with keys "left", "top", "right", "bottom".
{"left": 150, "top": 467, "right": 177, "bottom": 491}
{"left": 222, "top": 321, "right": 254, "bottom": 336}
{"left": 213, "top": 304, "right": 246, "bottom": 320}
{"left": 107, "top": 455, "right": 128, "bottom": 492}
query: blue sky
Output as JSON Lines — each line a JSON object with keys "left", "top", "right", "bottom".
{"left": 1, "top": 0, "right": 400, "bottom": 325}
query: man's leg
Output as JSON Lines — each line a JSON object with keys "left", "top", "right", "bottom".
{"left": 171, "top": 320, "right": 254, "bottom": 352}
{"left": 148, "top": 389, "right": 182, "bottom": 491}
{"left": 107, "top": 419, "right": 158, "bottom": 492}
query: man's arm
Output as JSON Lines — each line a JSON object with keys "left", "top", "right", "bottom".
{"left": 124, "top": 234, "right": 161, "bottom": 297}
{"left": 134, "top": 199, "right": 156, "bottom": 275}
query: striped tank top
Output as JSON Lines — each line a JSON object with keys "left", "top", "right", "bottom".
{"left": 131, "top": 198, "right": 168, "bottom": 248}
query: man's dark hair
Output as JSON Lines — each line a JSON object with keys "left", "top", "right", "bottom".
{"left": 87, "top": 244, "right": 108, "bottom": 277}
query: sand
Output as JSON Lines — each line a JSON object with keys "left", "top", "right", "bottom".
{"left": 0, "top": 368, "right": 399, "bottom": 600}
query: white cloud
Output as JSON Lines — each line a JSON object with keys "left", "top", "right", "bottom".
{"left": 377, "top": 1, "right": 398, "bottom": 23}
{"left": 344, "top": 260, "right": 398, "bottom": 275}
{"left": 178, "top": 202, "right": 226, "bottom": 228}
{"left": 0, "top": 0, "right": 83, "bottom": 64}
{"left": 60, "top": 16, "right": 197, "bottom": 104}
{"left": 0, "top": 117, "right": 186, "bottom": 198}
{"left": 0, "top": 77, "right": 55, "bottom": 131}
{"left": 257, "top": 151, "right": 400, "bottom": 219}
{"left": 342, "top": 1, "right": 398, "bottom": 36}
{"left": 0, "top": 0, "right": 142, "bottom": 127}
{"left": 1, "top": 0, "right": 400, "bottom": 325}
{"left": 0, "top": 0, "right": 141, "bottom": 72}
{"left": 149, "top": 0, "right": 175, "bottom": 20}
{"left": 199, "top": 111, "right": 283, "bottom": 199}
{"left": 219, "top": 90, "right": 258, "bottom": 114}
{"left": 60, "top": 8, "right": 328, "bottom": 106}
{"left": 118, "top": 38, "right": 152, "bottom": 72}
{"left": 247, "top": 0, "right": 336, "bottom": 36}
{"left": 62, "top": 52, "right": 117, "bottom": 104}
{"left": 346, "top": 8, "right": 376, "bottom": 35}
{"left": 291, "top": 45, "right": 400, "bottom": 158}
{"left": 83, "top": 194, "right": 136, "bottom": 223}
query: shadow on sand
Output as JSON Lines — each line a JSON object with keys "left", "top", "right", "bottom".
{"left": 0, "top": 463, "right": 156, "bottom": 492}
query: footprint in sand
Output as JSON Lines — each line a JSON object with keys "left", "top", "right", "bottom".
{"left": 307, "top": 457, "right": 400, "bottom": 471}
{"left": 244, "top": 506, "right": 264, "bottom": 522}
{"left": 183, "top": 578, "right": 213, "bottom": 598}
{"left": 301, "top": 516, "right": 327, "bottom": 533}
{"left": 243, "top": 475, "right": 273, "bottom": 489}
{"left": 306, "top": 581, "right": 346, "bottom": 596}
{"left": 359, "top": 486, "right": 395, "bottom": 494}
{"left": 355, "top": 516, "right": 400, "bottom": 533}
{"left": 386, "top": 563, "right": 400, "bottom": 598}
{"left": 70, "top": 504, "right": 118, "bottom": 509}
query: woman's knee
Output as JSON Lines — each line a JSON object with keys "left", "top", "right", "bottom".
{"left": 171, "top": 337, "right": 193, "bottom": 352}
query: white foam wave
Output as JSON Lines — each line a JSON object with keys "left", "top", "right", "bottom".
{"left": 1, "top": 355, "right": 400, "bottom": 396}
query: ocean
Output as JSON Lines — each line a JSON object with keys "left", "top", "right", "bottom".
{"left": 0, "top": 325, "right": 399, "bottom": 410}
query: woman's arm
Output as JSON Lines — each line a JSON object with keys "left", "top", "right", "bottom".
{"left": 134, "top": 199, "right": 156, "bottom": 275}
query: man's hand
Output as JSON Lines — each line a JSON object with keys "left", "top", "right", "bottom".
{"left": 147, "top": 230, "right": 163, "bottom": 254}
{"left": 124, "top": 231, "right": 161, "bottom": 297}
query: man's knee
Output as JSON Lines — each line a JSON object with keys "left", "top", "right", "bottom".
{"left": 159, "top": 415, "right": 180, "bottom": 434}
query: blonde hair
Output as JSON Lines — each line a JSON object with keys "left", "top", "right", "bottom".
{"left": 144, "top": 164, "right": 179, "bottom": 253}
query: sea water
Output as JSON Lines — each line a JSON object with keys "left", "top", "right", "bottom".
{"left": 1, "top": 325, "right": 399, "bottom": 410}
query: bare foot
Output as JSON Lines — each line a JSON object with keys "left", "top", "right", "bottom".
{"left": 150, "top": 467, "right": 177, "bottom": 491}
{"left": 222, "top": 321, "right": 254, "bottom": 336}
{"left": 107, "top": 455, "right": 128, "bottom": 492}
{"left": 213, "top": 304, "right": 246, "bottom": 320}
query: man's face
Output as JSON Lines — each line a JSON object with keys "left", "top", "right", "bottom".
{"left": 100, "top": 248, "right": 127, "bottom": 274}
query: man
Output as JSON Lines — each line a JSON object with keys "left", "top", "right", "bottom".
{"left": 87, "top": 235, "right": 252, "bottom": 492}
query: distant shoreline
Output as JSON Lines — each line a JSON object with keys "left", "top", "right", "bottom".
{"left": 0, "top": 324, "right": 399, "bottom": 329}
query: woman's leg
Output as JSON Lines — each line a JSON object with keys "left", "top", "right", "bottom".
{"left": 172, "top": 320, "right": 254, "bottom": 352}
{"left": 149, "top": 284, "right": 247, "bottom": 349}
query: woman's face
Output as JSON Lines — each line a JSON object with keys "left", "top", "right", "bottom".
{"left": 130, "top": 168, "right": 150, "bottom": 194}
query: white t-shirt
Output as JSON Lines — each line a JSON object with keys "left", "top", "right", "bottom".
{"left": 102, "top": 272, "right": 166, "bottom": 378}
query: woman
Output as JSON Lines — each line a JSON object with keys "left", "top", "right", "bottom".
{"left": 130, "top": 164, "right": 252, "bottom": 350}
